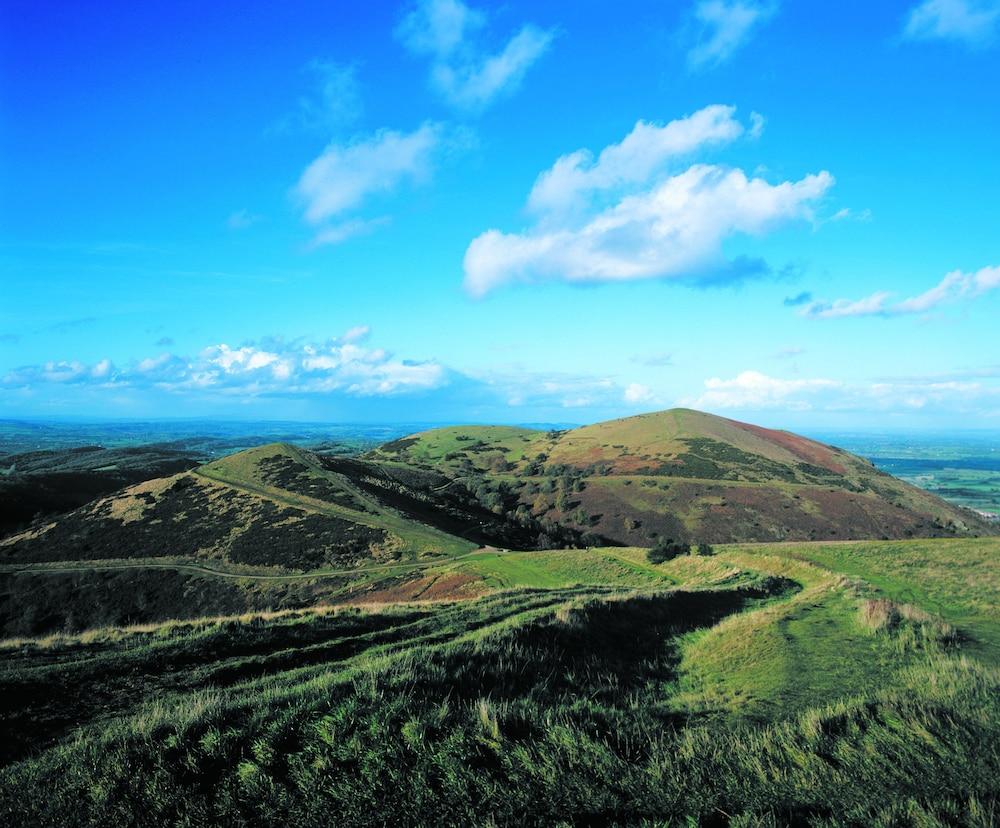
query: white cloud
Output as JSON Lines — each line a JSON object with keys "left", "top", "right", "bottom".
{"left": 340, "top": 325, "right": 371, "bottom": 343}
{"left": 464, "top": 106, "right": 830, "bottom": 296}
{"left": 903, "top": 0, "right": 1000, "bottom": 46}
{"left": 688, "top": 1, "right": 777, "bottom": 69}
{"left": 624, "top": 383, "right": 654, "bottom": 404}
{"left": 3, "top": 330, "right": 447, "bottom": 399}
{"left": 693, "top": 370, "right": 839, "bottom": 410}
{"left": 397, "top": 0, "right": 554, "bottom": 110}
{"left": 527, "top": 104, "right": 747, "bottom": 215}
{"left": 690, "top": 369, "right": 1000, "bottom": 415}
{"left": 801, "top": 291, "right": 893, "bottom": 319}
{"left": 296, "top": 123, "right": 442, "bottom": 226}
{"left": 802, "top": 265, "right": 1000, "bottom": 318}
{"left": 397, "top": 0, "right": 483, "bottom": 56}
{"left": 828, "top": 207, "right": 872, "bottom": 223}
{"left": 464, "top": 158, "right": 832, "bottom": 296}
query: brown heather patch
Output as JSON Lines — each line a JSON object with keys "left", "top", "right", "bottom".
{"left": 735, "top": 421, "right": 846, "bottom": 474}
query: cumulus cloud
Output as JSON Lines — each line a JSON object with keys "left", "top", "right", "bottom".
{"left": 464, "top": 108, "right": 831, "bottom": 297}
{"left": 688, "top": 1, "right": 777, "bottom": 69}
{"left": 801, "top": 265, "right": 1000, "bottom": 319}
{"left": 396, "top": 0, "right": 554, "bottom": 110}
{"left": 463, "top": 106, "right": 830, "bottom": 296}
{"left": 2, "top": 330, "right": 447, "bottom": 399}
{"left": 903, "top": 0, "right": 1000, "bottom": 46}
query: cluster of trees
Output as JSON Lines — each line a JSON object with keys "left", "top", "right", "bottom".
{"left": 646, "top": 539, "right": 714, "bottom": 564}
{"left": 464, "top": 474, "right": 603, "bottom": 550}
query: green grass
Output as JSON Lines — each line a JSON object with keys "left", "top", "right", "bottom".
{"left": 728, "top": 538, "right": 1000, "bottom": 665}
{"left": 2, "top": 538, "right": 999, "bottom": 826}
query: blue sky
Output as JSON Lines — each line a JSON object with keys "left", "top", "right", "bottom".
{"left": 1, "top": 0, "right": 998, "bottom": 428}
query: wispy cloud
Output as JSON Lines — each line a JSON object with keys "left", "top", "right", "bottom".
{"left": 308, "top": 217, "right": 391, "bottom": 249}
{"left": 463, "top": 106, "right": 832, "bottom": 297}
{"left": 773, "top": 346, "right": 805, "bottom": 359}
{"left": 295, "top": 123, "right": 443, "bottom": 246}
{"left": 272, "top": 60, "right": 363, "bottom": 135}
{"left": 226, "top": 209, "right": 263, "bottom": 230}
{"left": 526, "top": 104, "right": 749, "bottom": 216}
{"left": 692, "top": 370, "right": 838, "bottom": 410}
{"left": 801, "top": 265, "right": 1000, "bottom": 318}
{"left": 782, "top": 291, "right": 813, "bottom": 307}
{"left": 903, "top": 0, "right": 1000, "bottom": 46}
{"left": 687, "top": 1, "right": 777, "bottom": 69}
{"left": 631, "top": 351, "right": 674, "bottom": 367}
{"left": 396, "top": 0, "right": 554, "bottom": 110}
{"left": 296, "top": 123, "right": 442, "bottom": 225}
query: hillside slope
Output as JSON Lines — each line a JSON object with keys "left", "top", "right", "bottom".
{"left": 0, "top": 444, "right": 199, "bottom": 538}
{"left": 372, "top": 409, "right": 995, "bottom": 544}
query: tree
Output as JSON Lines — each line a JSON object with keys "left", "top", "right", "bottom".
{"left": 697, "top": 543, "right": 715, "bottom": 556}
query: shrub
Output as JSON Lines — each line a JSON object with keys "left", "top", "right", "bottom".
{"left": 647, "top": 538, "right": 690, "bottom": 564}
{"left": 697, "top": 543, "right": 715, "bottom": 556}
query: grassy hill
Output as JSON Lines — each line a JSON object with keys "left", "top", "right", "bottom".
{"left": 373, "top": 408, "right": 996, "bottom": 545}
{"left": 1, "top": 536, "right": 998, "bottom": 825}
{"left": 0, "top": 443, "right": 477, "bottom": 572}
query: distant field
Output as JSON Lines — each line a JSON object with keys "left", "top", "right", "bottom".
{"left": 815, "top": 430, "right": 1000, "bottom": 517}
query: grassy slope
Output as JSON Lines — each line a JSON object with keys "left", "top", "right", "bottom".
{"left": 1, "top": 537, "right": 998, "bottom": 825}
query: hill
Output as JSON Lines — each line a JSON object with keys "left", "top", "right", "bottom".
{"left": 372, "top": 408, "right": 995, "bottom": 544}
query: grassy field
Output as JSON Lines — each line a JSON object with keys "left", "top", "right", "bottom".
{"left": 1, "top": 537, "right": 998, "bottom": 825}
